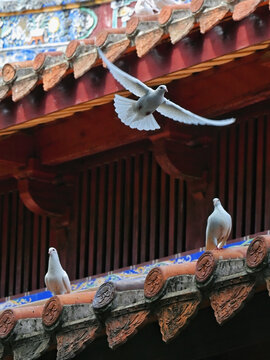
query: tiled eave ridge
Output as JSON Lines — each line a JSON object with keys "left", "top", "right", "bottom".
{"left": 0, "top": 2, "right": 270, "bottom": 135}
{"left": 1, "top": 235, "right": 270, "bottom": 359}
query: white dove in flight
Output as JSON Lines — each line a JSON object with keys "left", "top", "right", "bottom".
{"left": 205, "top": 198, "right": 232, "bottom": 250}
{"left": 97, "top": 48, "right": 236, "bottom": 131}
{"left": 45, "top": 247, "right": 71, "bottom": 295}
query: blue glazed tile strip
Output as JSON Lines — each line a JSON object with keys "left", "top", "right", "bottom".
{"left": 0, "top": 0, "right": 191, "bottom": 66}
{"left": 0, "top": 231, "right": 268, "bottom": 310}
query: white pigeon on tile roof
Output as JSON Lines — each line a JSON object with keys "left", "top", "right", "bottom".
{"left": 45, "top": 247, "right": 71, "bottom": 295}
{"left": 135, "top": 0, "right": 181, "bottom": 15}
{"left": 155, "top": 0, "right": 183, "bottom": 9}
{"left": 205, "top": 198, "right": 232, "bottom": 250}
{"left": 135, "top": 0, "right": 159, "bottom": 15}
{"left": 98, "top": 48, "right": 236, "bottom": 131}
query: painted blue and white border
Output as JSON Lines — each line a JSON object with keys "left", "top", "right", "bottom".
{"left": 0, "top": 232, "right": 263, "bottom": 311}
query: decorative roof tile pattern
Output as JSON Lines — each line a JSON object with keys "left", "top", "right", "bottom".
{"left": 0, "top": 3, "right": 269, "bottom": 135}
{"left": 1, "top": 231, "right": 260, "bottom": 311}
{"left": 1, "top": 234, "right": 270, "bottom": 359}
{"left": 0, "top": 0, "right": 268, "bottom": 109}
{"left": 0, "top": 5, "right": 101, "bottom": 66}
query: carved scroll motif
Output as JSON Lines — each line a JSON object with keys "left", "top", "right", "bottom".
{"left": 93, "top": 282, "right": 116, "bottom": 312}
{"left": 56, "top": 325, "right": 100, "bottom": 360}
{"left": 0, "top": 310, "right": 16, "bottom": 339}
{"left": 42, "top": 296, "right": 63, "bottom": 328}
{"left": 105, "top": 310, "right": 149, "bottom": 349}
{"left": 195, "top": 251, "right": 216, "bottom": 284}
{"left": 246, "top": 236, "right": 268, "bottom": 269}
{"left": 157, "top": 298, "right": 201, "bottom": 342}
{"left": 144, "top": 268, "right": 164, "bottom": 299}
{"left": 210, "top": 282, "right": 255, "bottom": 324}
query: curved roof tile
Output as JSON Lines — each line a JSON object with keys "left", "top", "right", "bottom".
{"left": 0, "top": 0, "right": 268, "bottom": 105}
{"left": 1, "top": 234, "right": 270, "bottom": 357}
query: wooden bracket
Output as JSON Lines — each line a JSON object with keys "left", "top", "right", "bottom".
{"left": 150, "top": 131, "right": 211, "bottom": 184}
{"left": 15, "top": 159, "right": 73, "bottom": 226}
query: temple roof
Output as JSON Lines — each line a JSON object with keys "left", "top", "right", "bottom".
{"left": 0, "top": 0, "right": 269, "bottom": 135}
{"left": 0, "top": 233, "right": 270, "bottom": 359}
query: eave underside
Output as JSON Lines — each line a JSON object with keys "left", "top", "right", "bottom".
{"left": 0, "top": 4, "right": 270, "bottom": 136}
{"left": 0, "top": 44, "right": 269, "bottom": 181}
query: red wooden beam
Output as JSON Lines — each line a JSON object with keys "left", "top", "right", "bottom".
{"left": 35, "top": 102, "right": 149, "bottom": 165}
{"left": 34, "top": 48, "right": 268, "bottom": 167}
{"left": 0, "top": 46, "right": 268, "bottom": 177}
{"left": 0, "top": 5, "right": 270, "bottom": 130}
{"left": 167, "top": 50, "right": 270, "bottom": 117}
{"left": 0, "top": 132, "right": 34, "bottom": 180}
{"left": 0, "top": 132, "right": 33, "bottom": 167}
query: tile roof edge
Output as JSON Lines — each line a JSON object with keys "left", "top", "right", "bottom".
{"left": 0, "top": 0, "right": 268, "bottom": 110}
{"left": 1, "top": 239, "right": 269, "bottom": 356}
{"left": 1, "top": 230, "right": 268, "bottom": 311}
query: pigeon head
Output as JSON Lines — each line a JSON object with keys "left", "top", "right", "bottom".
{"left": 48, "top": 247, "right": 57, "bottom": 255}
{"left": 47, "top": 247, "right": 62, "bottom": 270}
{"left": 213, "top": 198, "right": 221, "bottom": 207}
{"left": 157, "top": 85, "right": 168, "bottom": 93}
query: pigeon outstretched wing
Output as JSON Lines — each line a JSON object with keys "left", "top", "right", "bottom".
{"left": 98, "top": 48, "right": 150, "bottom": 98}
{"left": 157, "top": 98, "right": 235, "bottom": 126}
{"left": 98, "top": 48, "right": 236, "bottom": 130}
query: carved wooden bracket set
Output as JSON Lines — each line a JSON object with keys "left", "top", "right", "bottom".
{"left": 1, "top": 235, "right": 270, "bottom": 359}
{"left": 150, "top": 130, "right": 212, "bottom": 198}
{"left": 14, "top": 158, "right": 74, "bottom": 228}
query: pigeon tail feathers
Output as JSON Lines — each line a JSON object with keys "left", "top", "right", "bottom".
{"left": 129, "top": 113, "right": 160, "bottom": 130}
{"left": 114, "top": 94, "right": 160, "bottom": 131}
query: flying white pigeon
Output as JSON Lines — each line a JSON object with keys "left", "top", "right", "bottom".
{"left": 97, "top": 48, "right": 236, "bottom": 131}
{"left": 45, "top": 247, "right": 71, "bottom": 295}
{"left": 205, "top": 198, "right": 232, "bottom": 250}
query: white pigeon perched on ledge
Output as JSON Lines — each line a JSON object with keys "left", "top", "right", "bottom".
{"left": 135, "top": 0, "right": 159, "bottom": 15}
{"left": 135, "top": 0, "right": 181, "bottom": 16}
{"left": 97, "top": 48, "right": 236, "bottom": 131}
{"left": 206, "top": 198, "right": 232, "bottom": 250}
{"left": 45, "top": 247, "right": 71, "bottom": 295}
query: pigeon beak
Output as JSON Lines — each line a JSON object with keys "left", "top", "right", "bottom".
{"left": 164, "top": 86, "right": 168, "bottom": 93}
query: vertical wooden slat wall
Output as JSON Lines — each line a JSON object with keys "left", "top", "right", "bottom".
{"left": 69, "top": 116, "right": 270, "bottom": 279}
{"left": 1, "top": 115, "right": 270, "bottom": 298}
{"left": 216, "top": 117, "right": 269, "bottom": 239}
{"left": 75, "top": 152, "right": 187, "bottom": 278}
{"left": 0, "top": 191, "right": 50, "bottom": 298}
